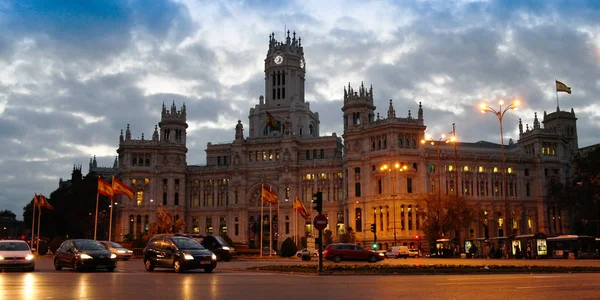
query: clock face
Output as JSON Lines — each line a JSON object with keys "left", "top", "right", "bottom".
{"left": 274, "top": 55, "right": 283, "bottom": 65}
{"left": 300, "top": 58, "right": 305, "bottom": 68}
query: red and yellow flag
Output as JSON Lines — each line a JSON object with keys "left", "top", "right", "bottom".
{"left": 556, "top": 80, "right": 571, "bottom": 94}
{"left": 266, "top": 111, "right": 279, "bottom": 130}
{"left": 261, "top": 184, "right": 278, "bottom": 204}
{"left": 98, "top": 176, "right": 114, "bottom": 198}
{"left": 112, "top": 176, "right": 135, "bottom": 200}
{"left": 38, "top": 194, "right": 54, "bottom": 210}
{"left": 293, "top": 196, "right": 311, "bottom": 219}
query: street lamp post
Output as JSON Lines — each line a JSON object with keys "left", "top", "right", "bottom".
{"left": 480, "top": 99, "right": 520, "bottom": 256}
{"left": 422, "top": 132, "right": 455, "bottom": 239}
{"left": 380, "top": 163, "right": 408, "bottom": 246}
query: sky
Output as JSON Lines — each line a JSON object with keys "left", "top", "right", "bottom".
{"left": 1, "top": 0, "right": 599, "bottom": 220}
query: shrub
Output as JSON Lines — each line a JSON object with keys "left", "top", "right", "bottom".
{"left": 280, "top": 237, "right": 298, "bottom": 257}
{"left": 49, "top": 236, "right": 65, "bottom": 253}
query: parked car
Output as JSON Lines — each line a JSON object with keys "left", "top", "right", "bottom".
{"left": 183, "top": 234, "right": 236, "bottom": 261}
{"left": 408, "top": 249, "right": 420, "bottom": 258}
{"left": 143, "top": 234, "right": 217, "bottom": 273}
{"left": 0, "top": 240, "right": 35, "bottom": 272}
{"left": 99, "top": 241, "right": 133, "bottom": 260}
{"left": 261, "top": 247, "right": 277, "bottom": 256}
{"left": 296, "top": 248, "right": 318, "bottom": 258}
{"left": 323, "top": 243, "right": 384, "bottom": 263}
{"left": 54, "top": 239, "right": 117, "bottom": 272}
{"left": 385, "top": 246, "right": 410, "bottom": 259}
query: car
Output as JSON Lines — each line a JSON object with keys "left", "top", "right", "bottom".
{"left": 261, "top": 247, "right": 277, "bottom": 256}
{"left": 385, "top": 246, "right": 410, "bottom": 259}
{"left": 0, "top": 240, "right": 35, "bottom": 272}
{"left": 296, "top": 248, "right": 318, "bottom": 258}
{"left": 54, "top": 239, "right": 117, "bottom": 272}
{"left": 323, "top": 243, "right": 385, "bottom": 263}
{"left": 143, "top": 234, "right": 217, "bottom": 273}
{"left": 183, "top": 234, "right": 236, "bottom": 261}
{"left": 408, "top": 249, "right": 420, "bottom": 258}
{"left": 99, "top": 241, "right": 133, "bottom": 260}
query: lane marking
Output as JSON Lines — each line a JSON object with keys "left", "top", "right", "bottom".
{"left": 516, "top": 283, "right": 600, "bottom": 289}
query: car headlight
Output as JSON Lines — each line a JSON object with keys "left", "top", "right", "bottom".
{"left": 26, "top": 254, "right": 35, "bottom": 261}
{"left": 211, "top": 253, "right": 217, "bottom": 260}
{"left": 117, "top": 250, "right": 126, "bottom": 253}
{"left": 79, "top": 253, "right": 93, "bottom": 259}
{"left": 183, "top": 253, "right": 195, "bottom": 260}
{"left": 110, "top": 253, "right": 117, "bottom": 259}
{"left": 0, "top": 255, "right": 4, "bottom": 260}
{"left": 222, "top": 246, "right": 230, "bottom": 251}
{"left": 378, "top": 253, "right": 384, "bottom": 256}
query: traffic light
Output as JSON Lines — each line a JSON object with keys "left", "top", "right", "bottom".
{"left": 415, "top": 235, "right": 420, "bottom": 241}
{"left": 370, "top": 223, "right": 376, "bottom": 233}
{"left": 312, "top": 192, "right": 323, "bottom": 213}
{"left": 372, "top": 243, "right": 377, "bottom": 250}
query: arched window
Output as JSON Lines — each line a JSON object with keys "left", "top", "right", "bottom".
{"left": 309, "top": 124, "right": 314, "bottom": 136}
{"left": 355, "top": 208, "right": 362, "bottom": 232}
{"left": 136, "top": 215, "right": 142, "bottom": 235}
{"left": 401, "top": 205, "right": 405, "bottom": 230}
{"left": 174, "top": 192, "right": 179, "bottom": 206}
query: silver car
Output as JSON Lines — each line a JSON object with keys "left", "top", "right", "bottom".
{"left": 0, "top": 240, "right": 35, "bottom": 271}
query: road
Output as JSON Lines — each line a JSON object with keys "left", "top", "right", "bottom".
{"left": 1, "top": 257, "right": 599, "bottom": 299}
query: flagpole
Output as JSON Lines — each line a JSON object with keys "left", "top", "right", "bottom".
{"left": 555, "top": 79, "right": 560, "bottom": 110}
{"left": 36, "top": 207, "right": 42, "bottom": 254}
{"left": 108, "top": 198, "right": 114, "bottom": 242}
{"left": 269, "top": 200, "right": 272, "bottom": 257}
{"left": 260, "top": 184, "right": 264, "bottom": 257}
{"left": 94, "top": 191, "right": 100, "bottom": 240}
{"left": 31, "top": 197, "right": 36, "bottom": 250}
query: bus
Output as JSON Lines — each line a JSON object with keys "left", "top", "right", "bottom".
{"left": 546, "top": 235, "right": 597, "bottom": 259}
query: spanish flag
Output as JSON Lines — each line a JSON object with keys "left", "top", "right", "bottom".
{"left": 266, "top": 111, "right": 280, "bottom": 130}
{"left": 293, "top": 196, "right": 311, "bottom": 219}
{"left": 112, "top": 176, "right": 135, "bottom": 200}
{"left": 33, "top": 193, "right": 39, "bottom": 208}
{"left": 38, "top": 194, "right": 54, "bottom": 210}
{"left": 556, "top": 80, "right": 571, "bottom": 94}
{"left": 98, "top": 176, "right": 114, "bottom": 199}
{"left": 261, "top": 184, "right": 278, "bottom": 204}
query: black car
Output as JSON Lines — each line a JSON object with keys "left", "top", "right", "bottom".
{"left": 143, "top": 235, "right": 217, "bottom": 273}
{"left": 184, "top": 234, "right": 236, "bottom": 261}
{"left": 54, "top": 239, "right": 117, "bottom": 272}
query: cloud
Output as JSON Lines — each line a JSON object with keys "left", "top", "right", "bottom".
{"left": 1, "top": 0, "right": 599, "bottom": 218}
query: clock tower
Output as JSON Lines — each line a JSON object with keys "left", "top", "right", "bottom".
{"left": 264, "top": 30, "right": 306, "bottom": 107}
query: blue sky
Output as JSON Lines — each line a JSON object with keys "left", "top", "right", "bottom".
{"left": 1, "top": 0, "right": 599, "bottom": 219}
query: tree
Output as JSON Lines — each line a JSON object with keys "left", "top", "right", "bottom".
{"left": 323, "top": 229, "right": 333, "bottom": 246}
{"left": 338, "top": 227, "right": 356, "bottom": 244}
{"left": 421, "top": 194, "right": 476, "bottom": 242}
{"left": 568, "top": 146, "right": 600, "bottom": 237}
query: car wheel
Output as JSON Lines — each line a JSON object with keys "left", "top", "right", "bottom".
{"left": 173, "top": 260, "right": 184, "bottom": 273}
{"left": 106, "top": 266, "right": 116, "bottom": 272}
{"left": 144, "top": 259, "right": 155, "bottom": 272}
{"left": 73, "top": 260, "right": 83, "bottom": 272}
{"left": 297, "top": 253, "right": 301, "bottom": 258}
{"left": 204, "top": 266, "right": 214, "bottom": 273}
{"left": 368, "top": 256, "right": 378, "bottom": 263}
{"left": 54, "top": 258, "right": 62, "bottom": 270}
{"left": 333, "top": 255, "right": 342, "bottom": 263}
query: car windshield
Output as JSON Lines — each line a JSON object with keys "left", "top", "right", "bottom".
{"left": 172, "top": 238, "right": 204, "bottom": 250}
{"left": 74, "top": 240, "right": 106, "bottom": 250}
{"left": 109, "top": 242, "right": 124, "bottom": 248}
{"left": 213, "top": 236, "right": 229, "bottom": 246}
{"left": 0, "top": 242, "right": 30, "bottom": 251}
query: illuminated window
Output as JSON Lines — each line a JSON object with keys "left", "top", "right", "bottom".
{"left": 478, "top": 166, "right": 483, "bottom": 172}
{"left": 262, "top": 151, "right": 267, "bottom": 161}
{"left": 131, "top": 178, "right": 137, "bottom": 185}
{"left": 493, "top": 167, "right": 498, "bottom": 173}
{"left": 321, "top": 173, "right": 327, "bottom": 179}
{"left": 507, "top": 168, "right": 512, "bottom": 174}
{"left": 136, "top": 191, "right": 143, "bottom": 206}
{"left": 276, "top": 150, "right": 280, "bottom": 160}
{"left": 144, "top": 178, "right": 150, "bottom": 185}
{"left": 464, "top": 166, "right": 469, "bottom": 172}
{"left": 305, "top": 174, "right": 311, "bottom": 180}
{"left": 249, "top": 151, "right": 253, "bottom": 161}
{"left": 269, "top": 150, "right": 273, "bottom": 160}
{"left": 448, "top": 165, "right": 454, "bottom": 171}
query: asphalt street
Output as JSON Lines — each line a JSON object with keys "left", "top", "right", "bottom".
{"left": 1, "top": 257, "right": 599, "bottom": 300}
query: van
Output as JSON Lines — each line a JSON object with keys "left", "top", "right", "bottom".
{"left": 182, "top": 234, "right": 236, "bottom": 261}
{"left": 385, "top": 246, "right": 410, "bottom": 259}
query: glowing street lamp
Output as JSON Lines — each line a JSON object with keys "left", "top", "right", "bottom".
{"left": 380, "top": 162, "right": 408, "bottom": 245}
{"left": 480, "top": 98, "right": 521, "bottom": 255}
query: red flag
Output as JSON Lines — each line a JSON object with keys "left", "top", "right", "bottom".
{"left": 98, "top": 177, "right": 114, "bottom": 198}
{"left": 293, "top": 196, "right": 311, "bottom": 219}
{"left": 556, "top": 80, "right": 571, "bottom": 94}
{"left": 261, "top": 185, "right": 278, "bottom": 204}
{"left": 112, "top": 176, "right": 135, "bottom": 200}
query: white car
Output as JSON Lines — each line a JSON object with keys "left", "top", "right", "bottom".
{"left": 408, "top": 249, "right": 420, "bottom": 258}
{"left": 0, "top": 240, "right": 35, "bottom": 272}
{"left": 296, "top": 248, "right": 318, "bottom": 257}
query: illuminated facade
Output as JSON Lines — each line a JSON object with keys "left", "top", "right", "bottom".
{"left": 92, "top": 31, "right": 578, "bottom": 251}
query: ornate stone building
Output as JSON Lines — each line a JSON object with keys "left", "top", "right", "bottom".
{"left": 91, "top": 31, "right": 578, "bottom": 252}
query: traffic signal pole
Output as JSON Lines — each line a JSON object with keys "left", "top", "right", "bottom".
{"left": 318, "top": 228, "right": 323, "bottom": 273}
{"left": 312, "top": 192, "right": 324, "bottom": 273}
